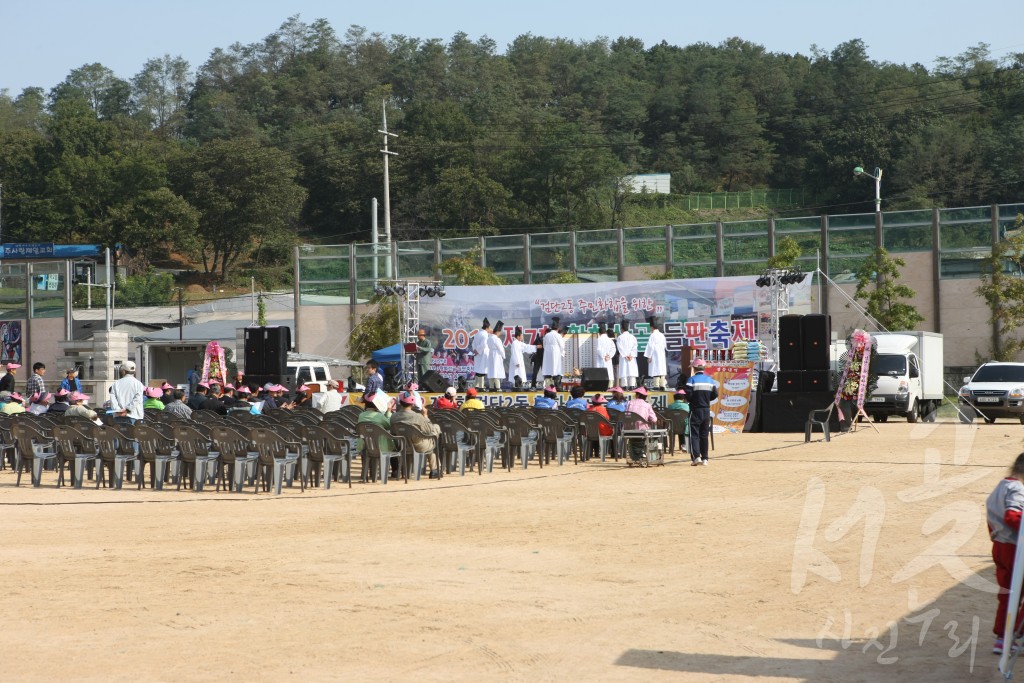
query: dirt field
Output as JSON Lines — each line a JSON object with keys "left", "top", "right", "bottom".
{"left": 1, "top": 420, "right": 1019, "bottom": 682}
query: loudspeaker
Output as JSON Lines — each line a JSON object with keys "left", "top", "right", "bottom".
{"left": 778, "top": 370, "right": 803, "bottom": 392}
{"left": 382, "top": 364, "right": 401, "bottom": 392}
{"left": 420, "top": 370, "right": 450, "bottom": 393}
{"left": 803, "top": 369, "right": 831, "bottom": 391}
{"left": 262, "top": 326, "right": 290, "bottom": 377}
{"left": 244, "top": 328, "right": 264, "bottom": 375}
{"left": 779, "top": 314, "right": 803, "bottom": 371}
{"left": 801, "top": 314, "right": 831, "bottom": 370}
{"left": 759, "top": 370, "right": 776, "bottom": 394}
{"left": 757, "top": 391, "right": 839, "bottom": 432}
{"left": 581, "top": 367, "right": 609, "bottom": 391}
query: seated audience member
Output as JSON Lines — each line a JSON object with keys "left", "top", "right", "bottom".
{"left": 391, "top": 391, "right": 442, "bottom": 478}
{"left": 1, "top": 392, "right": 25, "bottom": 415}
{"left": 459, "top": 387, "right": 485, "bottom": 411}
{"left": 606, "top": 386, "right": 629, "bottom": 413}
{"left": 564, "top": 385, "right": 588, "bottom": 410}
{"left": 188, "top": 383, "right": 209, "bottom": 410}
{"left": 533, "top": 386, "right": 559, "bottom": 409}
{"left": 292, "top": 385, "right": 313, "bottom": 408}
{"left": 28, "top": 391, "right": 53, "bottom": 416}
{"left": 623, "top": 386, "right": 658, "bottom": 461}
{"left": 230, "top": 386, "right": 252, "bottom": 412}
{"left": 318, "top": 380, "right": 343, "bottom": 414}
{"left": 143, "top": 387, "right": 165, "bottom": 410}
{"left": 48, "top": 388, "right": 71, "bottom": 415}
{"left": 199, "top": 386, "right": 229, "bottom": 415}
{"left": 435, "top": 386, "right": 459, "bottom": 410}
{"left": 159, "top": 382, "right": 175, "bottom": 405}
{"left": 162, "top": 389, "right": 193, "bottom": 420}
{"left": 65, "top": 392, "right": 99, "bottom": 421}
{"left": 586, "top": 394, "right": 616, "bottom": 458}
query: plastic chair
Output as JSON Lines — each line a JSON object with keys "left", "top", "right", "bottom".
{"left": 576, "top": 411, "right": 616, "bottom": 462}
{"left": 303, "top": 424, "right": 352, "bottom": 489}
{"left": 497, "top": 413, "right": 541, "bottom": 469}
{"left": 91, "top": 424, "right": 138, "bottom": 489}
{"left": 248, "top": 427, "right": 304, "bottom": 495}
{"left": 132, "top": 423, "right": 179, "bottom": 490}
{"left": 431, "top": 415, "right": 478, "bottom": 476}
{"left": 462, "top": 413, "right": 505, "bottom": 473}
{"left": 806, "top": 405, "right": 834, "bottom": 443}
{"left": 170, "top": 423, "right": 220, "bottom": 491}
{"left": 51, "top": 424, "right": 98, "bottom": 489}
{"left": 208, "top": 426, "right": 257, "bottom": 492}
{"left": 391, "top": 421, "right": 440, "bottom": 481}
{"left": 534, "top": 412, "right": 576, "bottom": 465}
{"left": 355, "top": 422, "right": 407, "bottom": 485}
{"left": 12, "top": 420, "right": 59, "bottom": 487}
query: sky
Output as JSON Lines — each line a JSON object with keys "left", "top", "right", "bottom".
{"left": 2, "top": 0, "right": 1023, "bottom": 94}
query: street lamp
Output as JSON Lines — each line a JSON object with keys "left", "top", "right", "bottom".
{"left": 853, "top": 166, "right": 883, "bottom": 213}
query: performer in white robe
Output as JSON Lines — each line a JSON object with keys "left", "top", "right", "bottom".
{"left": 644, "top": 319, "right": 668, "bottom": 389}
{"left": 540, "top": 317, "right": 566, "bottom": 388}
{"left": 508, "top": 327, "right": 537, "bottom": 389}
{"left": 616, "top": 320, "right": 639, "bottom": 390}
{"left": 486, "top": 321, "right": 507, "bottom": 390}
{"left": 472, "top": 318, "right": 492, "bottom": 389}
{"left": 596, "top": 329, "right": 617, "bottom": 383}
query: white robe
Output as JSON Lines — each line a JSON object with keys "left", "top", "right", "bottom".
{"left": 508, "top": 339, "right": 537, "bottom": 382}
{"left": 485, "top": 332, "right": 507, "bottom": 379}
{"left": 540, "top": 330, "right": 566, "bottom": 377}
{"left": 596, "top": 335, "right": 617, "bottom": 382}
{"left": 616, "top": 331, "right": 638, "bottom": 380}
{"left": 644, "top": 329, "right": 668, "bottom": 376}
{"left": 472, "top": 329, "right": 490, "bottom": 375}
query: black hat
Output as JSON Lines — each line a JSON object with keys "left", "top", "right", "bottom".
{"left": 494, "top": 320, "right": 504, "bottom": 334}
{"left": 514, "top": 326, "right": 523, "bottom": 337}
{"left": 597, "top": 322, "right": 607, "bottom": 333}
{"left": 482, "top": 317, "right": 491, "bottom": 329}
{"left": 621, "top": 319, "right": 630, "bottom": 331}
{"left": 551, "top": 316, "right": 561, "bottom": 328}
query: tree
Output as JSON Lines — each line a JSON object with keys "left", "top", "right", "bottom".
{"left": 977, "top": 214, "right": 1024, "bottom": 360}
{"left": 348, "top": 300, "right": 400, "bottom": 361}
{"left": 852, "top": 248, "right": 925, "bottom": 331}
{"left": 438, "top": 251, "right": 505, "bottom": 285}
{"left": 767, "top": 236, "right": 802, "bottom": 269}
{"left": 172, "top": 138, "right": 305, "bottom": 279}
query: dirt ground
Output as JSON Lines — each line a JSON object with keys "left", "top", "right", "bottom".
{"left": 1, "top": 420, "right": 1020, "bottom": 682}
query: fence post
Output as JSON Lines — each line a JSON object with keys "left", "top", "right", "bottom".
{"left": 932, "top": 208, "right": 941, "bottom": 333}
{"left": 616, "top": 227, "right": 625, "bottom": 282}
{"left": 665, "top": 224, "right": 674, "bottom": 276}
{"left": 523, "top": 234, "right": 532, "bottom": 285}
{"left": 715, "top": 221, "right": 724, "bottom": 277}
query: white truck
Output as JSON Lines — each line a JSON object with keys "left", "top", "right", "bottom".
{"left": 865, "top": 331, "right": 944, "bottom": 423}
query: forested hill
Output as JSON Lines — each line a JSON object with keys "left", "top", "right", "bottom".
{"left": 1, "top": 16, "right": 1022, "bottom": 280}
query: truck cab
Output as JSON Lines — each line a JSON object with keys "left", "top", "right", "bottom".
{"left": 866, "top": 332, "right": 943, "bottom": 423}
{"left": 287, "top": 361, "right": 332, "bottom": 392}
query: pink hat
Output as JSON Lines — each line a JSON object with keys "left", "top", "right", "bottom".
{"left": 236, "top": 386, "right": 251, "bottom": 394}
{"left": 272, "top": 384, "right": 287, "bottom": 392}
{"left": 160, "top": 382, "right": 174, "bottom": 390}
{"left": 30, "top": 391, "right": 51, "bottom": 404}
{"left": 692, "top": 357, "right": 707, "bottom": 368}
{"left": 610, "top": 386, "right": 624, "bottom": 394}
{"left": 56, "top": 388, "right": 70, "bottom": 397}
{"left": 144, "top": 387, "right": 162, "bottom": 398}
{"left": 224, "top": 383, "right": 235, "bottom": 390}
{"left": 5, "top": 363, "right": 20, "bottom": 370}
{"left": 399, "top": 392, "right": 416, "bottom": 406}
{"left": 590, "top": 394, "right": 607, "bottom": 405}
{"left": 633, "top": 386, "right": 649, "bottom": 397}
{"left": 297, "top": 384, "right": 310, "bottom": 392}
{"left": 198, "top": 382, "right": 209, "bottom": 389}
{"left": 9, "top": 392, "right": 24, "bottom": 402}
{"left": 70, "top": 391, "right": 90, "bottom": 402}
{"left": 406, "top": 382, "right": 419, "bottom": 391}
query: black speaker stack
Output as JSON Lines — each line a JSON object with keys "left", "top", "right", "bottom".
{"left": 776, "top": 314, "right": 831, "bottom": 392}
{"left": 244, "top": 326, "right": 291, "bottom": 383}
{"left": 581, "top": 367, "right": 610, "bottom": 391}
{"left": 419, "top": 370, "right": 450, "bottom": 393}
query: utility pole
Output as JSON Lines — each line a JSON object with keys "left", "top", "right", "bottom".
{"left": 371, "top": 197, "right": 379, "bottom": 283}
{"left": 379, "top": 101, "right": 397, "bottom": 279}
{"left": 178, "top": 288, "right": 184, "bottom": 341}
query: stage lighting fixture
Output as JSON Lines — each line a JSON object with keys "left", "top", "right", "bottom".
{"left": 374, "top": 285, "right": 386, "bottom": 296}
{"left": 424, "top": 286, "right": 435, "bottom": 297}
{"left": 394, "top": 285, "right": 406, "bottom": 296}
{"left": 437, "top": 285, "right": 446, "bottom": 298}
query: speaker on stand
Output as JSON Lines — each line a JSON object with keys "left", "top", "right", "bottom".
{"left": 581, "top": 367, "right": 610, "bottom": 391}
{"left": 779, "top": 314, "right": 804, "bottom": 371}
{"left": 419, "top": 370, "right": 450, "bottom": 393}
{"left": 801, "top": 314, "right": 831, "bottom": 370}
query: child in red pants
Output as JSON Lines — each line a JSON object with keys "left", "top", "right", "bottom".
{"left": 987, "top": 453, "right": 1024, "bottom": 654}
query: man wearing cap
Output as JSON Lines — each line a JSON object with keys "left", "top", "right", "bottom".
{"left": 459, "top": 387, "right": 485, "bottom": 411}
{"left": 508, "top": 327, "right": 536, "bottom": 390}
{"left": 61, "top": 367, "right": 83, "bottom": 394}
{"left": 541, "top": 318, "right": 566, "bottom": 391}
{"left": 143, "top": 387, "right": 165, "bottom": 410}
{"left": 606, "top": 387, "right": 629, "bottom": 413}
{"left": 318, "top": 379, "right": 343, "bottom": 414}
{"left": 616, "top": 320, "right": 639, "bottom": 391}
{"left": 644, "top": 319, "right": 668, "bottom": 390}
{"left": 162, "top": 390, "right": 193, "bottom": 420}
{"left": 159, "top": 382, "right": 174, "bottom": 406}
{"left": 684, "top": 358, "right": 719, "bottom": 466}
{"left": 485, "top": 321, "right": 507, "bottom": 392}
{"left": 48, "top": 389, "right": 71, "bottom": 415}
{"left": 435, "top": 386, "right": 458, "bottom": 410}
{"left": 0, "top": 362, "right": 20, "bottom": 393}
{"left": 391, "top": 391, "right": 442, "bottom": 478}
{"left": 472, "top": 318, "right": 492, "bottom": 391}
{"left": 415, "top": 329, "right": 434, "bottom": 384}
{"left": 109, "top": 361, "right": 145, "bottom": 424}
{"left": 26, "top": 362, "right": 46, "bottom": 397}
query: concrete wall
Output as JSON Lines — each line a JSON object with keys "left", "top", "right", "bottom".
{"left": 26, "top": 317, "right": 65, "bottom": 372}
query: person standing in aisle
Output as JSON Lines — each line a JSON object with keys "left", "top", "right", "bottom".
{"left": 26, "top": 362, "right": 46, "bottom": 397}
{"left": 684, "top": 358, "right": 718, "bottom": 466}
{"left": 616, "top": 321, "right": 638, "bottom": 391}
{"left": 109, "top": 361, "right": 146, "bottom": 425}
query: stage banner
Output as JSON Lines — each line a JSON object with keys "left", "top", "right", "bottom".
{"left": 417, "top": 275, "right": 811, "bottom": 388}
{"left": 705, "top": 362, "right": 755, "bottom": 434}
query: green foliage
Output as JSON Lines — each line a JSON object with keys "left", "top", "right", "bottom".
{"left": 767, "top": 236, "right": 802, "bottom": 269}
{"left": 977, "top": 214, "right": 1024, "bottom": 360}
{"left": 256, "top": 294, "right": 267, "bottom": 327}
{"left": 113, "top": 271, "right": 176, "bottom": 307}
{"left": 852, "top": 248, "right": 925, "bottom": 331}
{"left": 438, "top": 251, "right": 505, "bottom": 285}
{"left": 543, "top": 271, "right": 582, "bottom": 284}
{"left": 348, "top": 300, "right": 400, "bottom": 361}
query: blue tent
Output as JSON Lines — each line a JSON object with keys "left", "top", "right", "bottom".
{"left": 371, "top": 343, "right": 402, "bottom": 364}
